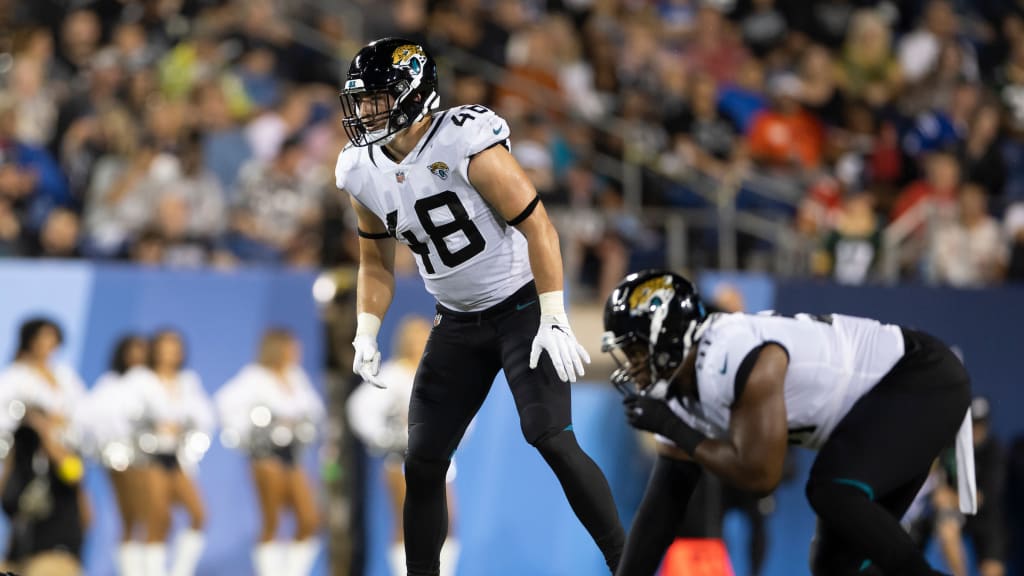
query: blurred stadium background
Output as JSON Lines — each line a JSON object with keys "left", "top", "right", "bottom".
{"left": 0, "top": 0, "right": 1023, "bottom": 575}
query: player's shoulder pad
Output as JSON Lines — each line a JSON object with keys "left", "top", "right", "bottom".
{"left": 435, "top": 104, "right": 511, "bottom": 158}
{"left": 697, "top": 313, "right": 762, "bottom": 358}
{"left": 698, "top": 312, "right": 755, "bottom": 345}
{"left": 335, "top": 142, "right": 363, "bottom": 193}
{"left": 695, "top": 313, "right": 763, "bottom": 407}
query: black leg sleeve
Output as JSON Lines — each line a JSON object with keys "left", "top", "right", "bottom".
{"left": 404, "top": 455, "right": 450, "bottom": 576}
{"left": 616, "top": 455, "right": 702, "bottom": 576}
{"left": 535, "top": 430, "right": 625, "bottom": 573}
{"left": 806, "top": 478, "right": 949, "bottom": 576}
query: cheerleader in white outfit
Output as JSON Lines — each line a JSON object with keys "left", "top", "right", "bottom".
{"left": 216, "top": 329, "right": 325, "bottom": 576}
{"left": 346, "top": 316, "right": 461, "bottom": 576}
{"left": 0, "top": 318, "right": 89, "bottom": 575}
{"left": 133, "top": 329, "right": 215, "bottom": 576}
{"left": 82, "top": 334, "right": 150, "bottom": 575}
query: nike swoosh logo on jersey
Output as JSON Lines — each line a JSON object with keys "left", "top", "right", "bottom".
{"left": 719, "top": 357, "right": 728, "bottom": 374}
{"left": 516, "top": 300, "right": 536, "bottom": 311}
{"left": 551, "top": 325, "right": 567, "bottom": 334}
{"left": 492, "top": 126, "right": 502, "bottom": 135}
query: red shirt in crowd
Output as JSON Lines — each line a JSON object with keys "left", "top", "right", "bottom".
{"left": 747, "top": 110, "right": 825, "bottom": 169}
{"left": 891, "top": 180, "right": 957, "bottom": 222}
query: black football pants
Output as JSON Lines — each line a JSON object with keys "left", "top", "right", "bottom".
{"left": 807, "top": 328, "right": 971, "bottom": 576}
{"left": 404, "top": 281, "right": 624, "bottom": 575}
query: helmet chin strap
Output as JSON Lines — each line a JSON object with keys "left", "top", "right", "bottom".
{"left": 371, "top": 90, "right": 439, "bottom": 147}
{"left": 393, "top": 81, "right": 439, "bottom": 131}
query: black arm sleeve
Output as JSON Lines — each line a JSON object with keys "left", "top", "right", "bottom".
{"left": 616, "top": 455, "right": 702, "bottom": 576}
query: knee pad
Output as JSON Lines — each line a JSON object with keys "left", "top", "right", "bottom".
{"left": 404, "top": 455, "right": 449, "bottom": 492}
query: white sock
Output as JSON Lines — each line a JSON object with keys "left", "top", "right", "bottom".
{"left": 118, "top": 541, "right": 143, "bottom": 576}
{"left": 388, "top": 542, "right": 406, "bottom": 576}
{"left": 170, "top": 530, "right": 205, "bottom": 576}
{"left": 142, "top": 543, "right": 167, "bottom": 576}
{"left": 439, "top": 538, "right": 460, "bottom": 576}
{"left": 254, "top": 542, "right": 285, "bottom": 576}
{"left": 284, "top": 538, "right": 321, "bottom": 576}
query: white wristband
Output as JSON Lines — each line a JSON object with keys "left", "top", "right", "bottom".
{"left": 355, "top": 313, "right": 382, "bottom": 338}
{"left": 538, "top": 291, "right": 566, "bottom": 318}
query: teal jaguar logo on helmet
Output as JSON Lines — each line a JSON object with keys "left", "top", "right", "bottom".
{"left": 392, "top": 44, "right": 426, "bottom": 78}
{"left": 342, "top": 38, "right": 440, "bottom": 147}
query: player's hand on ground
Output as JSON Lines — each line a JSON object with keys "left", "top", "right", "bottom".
{"left": 352, "top": 334, "right": 385, "bottom": 388}
{"left": 623, "top": 394, "right": 676, "bottom": 434}
{"left": 529, "top": 315, "right": 591, "bottom": 383}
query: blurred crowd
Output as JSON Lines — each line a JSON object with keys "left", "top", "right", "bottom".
{"left": 0, "top": 0, "right": 354, "bottom": 268}
{"left": 5, "top": 0, "right": 1024, "bottom": 290}
{"left": 359, "top": 0, "right": 1024, "bottom": 291}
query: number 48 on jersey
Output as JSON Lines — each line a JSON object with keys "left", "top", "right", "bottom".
{"left": 387, "top": 191, "right": 486, "bottom": 274}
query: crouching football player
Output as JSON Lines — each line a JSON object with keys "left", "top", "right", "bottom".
{"left": 603, "top": 270, "right": 975, "bottom": 576}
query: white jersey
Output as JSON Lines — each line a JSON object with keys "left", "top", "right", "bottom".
{"left": 336, "top": 105, "right": 534, "bottom": 312}
{"left": 674, "top": 312, "right": 905, "bottom": 450}
{"left": 215, "top": 364, "right": 326, "bottom": 439}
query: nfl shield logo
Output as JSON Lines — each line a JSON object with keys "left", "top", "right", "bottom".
{"left": 433, "top": 313, "right": 442, "bottom": 327}
{"left": 395, "top": 171, "right": 406, "bottom": 183}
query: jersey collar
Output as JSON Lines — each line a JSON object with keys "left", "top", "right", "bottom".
{"left": 374, "top": 110, "right": 448, "bottom": 167}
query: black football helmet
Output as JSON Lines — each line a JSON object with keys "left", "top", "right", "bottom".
{"left": 602, "top": 270, "right": 707, "bottom": 396}
{"left": 340, "top": 37, "right": 440, "bottom": 147}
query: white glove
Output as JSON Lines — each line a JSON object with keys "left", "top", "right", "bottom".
{"left": 529, "top": 314, "right": 591, "bottom": 383}
{"left": 352, "top": 334, "right": 384, "bottom": 388}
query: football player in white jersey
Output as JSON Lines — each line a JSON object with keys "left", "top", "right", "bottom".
{"left": 336, "top": 38, "right": 624, "bottom": 575}
{"left": 601, "top": 270, "right": 973, "bottom": 576}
